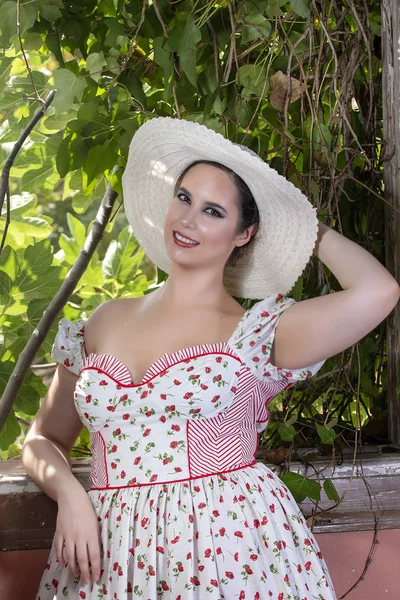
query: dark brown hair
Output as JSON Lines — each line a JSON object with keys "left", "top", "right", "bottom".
{"left": 174, "top": 160, "right": 259, "bottom": 265}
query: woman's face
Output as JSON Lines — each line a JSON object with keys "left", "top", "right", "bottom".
{"left": 164, "top": 163, "right": 253, "bottom": 272}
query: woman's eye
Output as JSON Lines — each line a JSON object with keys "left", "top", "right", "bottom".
{"left": 177, "top": 193, "right": 190, "bottom": 203}
{"left": 205, "top": 207, "right": 223, "bottom": 218}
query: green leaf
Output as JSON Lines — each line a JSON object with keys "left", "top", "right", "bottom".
{"left": 289, "top": 0, "right": 310, "bottom": 18}
{"left": 16, "top": 382, "right": 40, "bottom": 416}
{"left": 323, "top": 478, "right": 340, "bottom": 503}
{"left": 0, "top": 409, "right": 21, "bottom": 451}
{"left": 0, "top": 1, "right": 37, "bottom": 45}
{"left": 40, "top": 5, "right": 62, "bottom": 22}
{"left": 179, "top": 48, "right": 198, "bottom": 90}
{"left": 56, "top": 135, "right": 72, "bottom": 177}
{"left": 278, "top": 422, "right": 297, "bottom": 441}
{"left": 102, "top": 226, "right": 144, "bottom": 283}
{"left": 0, "top": 270, "right": 13, "bottom": 303}
{"left": 24, "top": 240, "right": 54, "bottom": 277}
{"left": 67, "top": 214, "right": 86, "bottom": 247}
{"left": 45, "top": 31, "right": 64, "bottom": 65}
{"left": 242, "top": 15, "right": 271, "bottom": 43}
{"left": 22, "top": 32, "right": 44, "bottom": 51}
{"left": 316, "top": 422, "right": 337, "bottom": 444}
{"left": 86, "top": 52, "right": 107, "bottom": 83}
{"left": 27, "top": 298, "right": 52, "bottom": 328}
{"left": 53, "top": 69, "right": 86, "bottom": 113}
{"left": 238, "top": 64, "right": 266, "bottom": 97}
{"left": 153, "top": 37, "right": 174, "bottom": 98}
{"left": 6, "top": 216, "right": 53, "bottom": 245}
{"left": 281, "top": 471, "right": 321, "bottom": 503}
{"left": 179, "top": 14, "right": 201, "bottom": 51}
{"left": 18, "top": 266, "right": 64, "bottom": 300}
{"left": 83, "top": 141, "right": 118, "bottom": 184}
{"left": 0, "top": 246, "right": 19, "bottom": 281}
{"left": 59, "top": 233, "right": 81, "bottom": 265}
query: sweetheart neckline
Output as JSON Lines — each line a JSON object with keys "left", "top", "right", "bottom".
{"left": 82, "top": 305, "right": 253, "bottom": 385}
{"left": 84, "top": 343, "right": 242, "bottom": 388}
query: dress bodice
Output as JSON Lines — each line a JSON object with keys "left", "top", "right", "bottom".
{"left": 52, "top": 294, "right": 326, "bottom": 490}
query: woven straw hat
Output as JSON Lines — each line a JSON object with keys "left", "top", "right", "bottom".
{"left": 122, "top": 117, "right": 319, "bottom": 300}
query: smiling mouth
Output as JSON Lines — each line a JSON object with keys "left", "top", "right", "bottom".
{"left": 173, "top": 231, "right": 200, "bottom": 246}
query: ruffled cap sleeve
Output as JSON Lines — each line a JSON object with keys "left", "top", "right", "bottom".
{"left": 51, "top": 318, "right": 86, "bottom": 376}
{"left": 232, "top": 294, "right": 326, "bottom": 385}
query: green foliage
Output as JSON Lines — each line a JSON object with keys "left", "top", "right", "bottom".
{"left": 0, "top": 0, "right": 389, "bottom": 506}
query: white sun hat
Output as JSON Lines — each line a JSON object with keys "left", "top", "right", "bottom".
{"left": 122, "top": 117, "right": 319, "bottom": 300}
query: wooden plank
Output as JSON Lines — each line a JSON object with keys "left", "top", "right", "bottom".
{"left": 382, "top": 0, "right": 400, "bottom": 444}
{"left": 1, "top": 453, "right": 400, "bottom": 550}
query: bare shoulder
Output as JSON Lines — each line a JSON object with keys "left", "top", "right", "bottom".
{"left": 84, "top": 297, "right": 143, "bottom": 354}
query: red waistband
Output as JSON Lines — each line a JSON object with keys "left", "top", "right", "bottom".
{"left": 89, "top": 461, "right": 257, "bottom": 491}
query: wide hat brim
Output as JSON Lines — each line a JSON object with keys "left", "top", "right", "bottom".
{"left": 122, "top": 117, "right": 319, "bottom": 299}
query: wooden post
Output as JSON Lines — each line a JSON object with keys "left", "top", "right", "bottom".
{"left": 382, "top": 0, "right": 400, "bottom": 445}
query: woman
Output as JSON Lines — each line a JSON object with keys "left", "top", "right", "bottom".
{"left": 23, "top": 118, "right": 400, "bottom": 599}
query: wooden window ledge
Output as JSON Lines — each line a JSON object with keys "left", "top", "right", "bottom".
{"left": 1, "top": 446, "right": 400, "bottom": 551}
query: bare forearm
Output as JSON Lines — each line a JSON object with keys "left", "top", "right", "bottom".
{"left": 22, "top": 435, "right": 85, "bottom": 503}
{"left": 312, "top": 221, "right": 399, "bottom": 292}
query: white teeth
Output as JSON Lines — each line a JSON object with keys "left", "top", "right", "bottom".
{"left": 175, "top": 232, "right": 198, "bottom": 245}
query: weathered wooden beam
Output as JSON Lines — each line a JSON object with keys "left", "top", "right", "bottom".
{"left": 382, "top": 0, "right": 400, "bottom": 444}
{"left": 1, "top": 450, "right": 400, "bottom": 551}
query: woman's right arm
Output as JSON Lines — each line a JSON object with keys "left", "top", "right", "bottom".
{"left": 22, "top": 363, "right": 101, "bottom": 586}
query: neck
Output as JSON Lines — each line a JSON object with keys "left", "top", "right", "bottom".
{"left": 153, "top": 263, "right": 232, "bottom": 312}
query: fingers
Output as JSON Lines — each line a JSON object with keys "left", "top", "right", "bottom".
{"left": 55, "top": 534, "right": 64, "bottom": 567}
{"left": 65, "top": 539, "right": 79, "bottom": 578}
{"left": 88, "top": 538, "right": 102, "bottom": 583}
{"left": 76, "top": 541, "right": 91, "bottom": 584}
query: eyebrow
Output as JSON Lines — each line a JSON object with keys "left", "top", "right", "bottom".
{"left": 178, "top": 186, "right": 228, "bottom": 214}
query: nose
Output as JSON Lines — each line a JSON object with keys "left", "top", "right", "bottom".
{"left": 180, "top": 215, "right": 196, "bottom": 229}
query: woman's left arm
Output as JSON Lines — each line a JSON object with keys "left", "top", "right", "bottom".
{"left": 270, "top": 221, "right": 400, "bottom": 370}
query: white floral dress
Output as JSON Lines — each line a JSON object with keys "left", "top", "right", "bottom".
{"left": 36, "top": 293, "right": 337, "bottom": 600}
